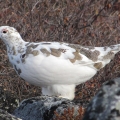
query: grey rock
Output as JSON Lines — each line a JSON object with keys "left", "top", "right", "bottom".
{"left": 13, "top": 96, "right": 80, "bottom": 120}
{"left": 83, "top": 77, "right": 120, "bottom": 120}
{"left": 0, "top": 109, "right": 21, "bottom": 120}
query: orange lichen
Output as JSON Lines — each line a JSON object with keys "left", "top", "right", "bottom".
{"left": 54, "top": 107, "right": 85, "bottom": 120}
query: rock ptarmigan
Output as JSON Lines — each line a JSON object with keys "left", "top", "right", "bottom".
{"left": 0, "top": 26, "right": 120, "bottom": 100}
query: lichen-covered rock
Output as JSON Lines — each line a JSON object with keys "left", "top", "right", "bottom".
{"left": 13, "top": 96, "right": 80, "bottom": 120}
{"left": 0, "top": 86, "right": 19, "bottom": 113}
{"left": 0, "top": 109, "right": 21, "bottom": 120}
{"left": 83, "top": 78, "right": 120, "bottom": 120}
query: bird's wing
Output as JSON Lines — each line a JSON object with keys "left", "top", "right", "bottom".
{"left": 22, "top": 42, "right": 118, "bottom": 70}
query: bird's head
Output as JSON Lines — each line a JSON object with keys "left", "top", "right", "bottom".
{"left": 0, "top": 26, "right": 23, "bottom": 45}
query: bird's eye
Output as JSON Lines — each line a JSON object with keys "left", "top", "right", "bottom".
{"left": 3, "top": 30, "right": 7, "bottom": 33}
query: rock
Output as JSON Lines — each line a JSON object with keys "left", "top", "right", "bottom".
{"left": 13, "top": 96, "right": 80, "bottom": 120}
{"left": 0, "top": 86, "right": 19, "bottom": 113}
{"left": 83, "top": 77, "right": 120, "bottom": 120}
{"left": 0, "top": 109, "right": 21, "bottom": 120}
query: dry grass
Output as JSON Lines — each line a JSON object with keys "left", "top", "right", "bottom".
{"left": 0, "top": 0, "right": 120, "bottom": 119}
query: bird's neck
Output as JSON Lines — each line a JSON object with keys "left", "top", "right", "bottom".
{"left": 6, "top": 38, "right": 26, "bottom": 56}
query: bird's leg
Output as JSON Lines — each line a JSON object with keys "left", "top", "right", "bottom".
{"left": 42, "top": 84, "right": 75, "bottom": 100}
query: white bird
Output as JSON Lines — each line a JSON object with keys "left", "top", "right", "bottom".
{"left": 0, "top": 26, "right": 120, "bottom": 100}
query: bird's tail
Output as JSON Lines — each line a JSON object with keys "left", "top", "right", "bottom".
{"left": 107, "top": 44, "right": 120, "bottom": 53}
{"left": 93, "top": 44, "right": 120, "bottom": 67}
{"left": 95, "top": 44, "right": 120, "bottom": 57}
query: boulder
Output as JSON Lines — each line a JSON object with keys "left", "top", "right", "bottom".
{"left": 13, "top": 96, "right": 81, "bottom": 120}
{"left": 83, "top": 78, "right": 120, "bottom": 120}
